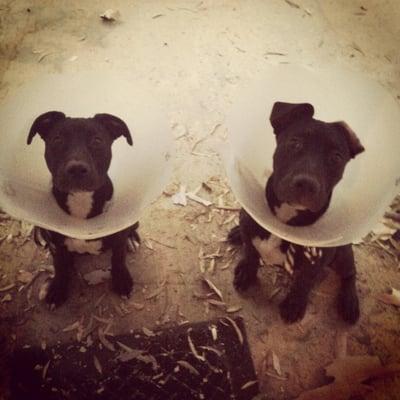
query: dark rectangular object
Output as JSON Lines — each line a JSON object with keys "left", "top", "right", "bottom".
{"left": 10, "top": 317, "right": 259, "bottom": 400}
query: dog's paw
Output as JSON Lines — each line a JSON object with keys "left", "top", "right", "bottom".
{"left": 337, "top": 285, "right": 360, "bottom": 324}
{"left": 44, "top": 279, "right": 69, "bottom": 308}
{"left": 112, "top": 268, "right": 133, "bottom": 297}
{"left": 233, "top": 260, "right": 258, "bottom": 291}
{"left": 279, "top": 293, "right": 308, "bottom": 323}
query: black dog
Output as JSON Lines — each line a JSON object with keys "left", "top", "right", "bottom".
{"left": 228, "top": 102, "right": 365, "bottom": 324}
{"left": 28, "top": 111, "right": 140, "bottom": 307}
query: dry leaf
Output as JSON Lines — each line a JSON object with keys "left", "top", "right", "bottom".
{"left": 296, "top": 356, "right": 400, "bottom": 400}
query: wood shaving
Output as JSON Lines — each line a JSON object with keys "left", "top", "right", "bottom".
{"left": 117, "top": 341, "right": 134, "bottom": 352}
{"left": 172, "top": 185, "right": 187, "bottom": 206}
{"left": 227, "top": 306, "right": 242, "bottom": 313}
{"left": 186, "top": 192, "right": 212, "bottom": 207}
{"left": 131, "top": 302, "right": 145, "bottom": 310}
{"left": 241, "top": 380, "right": 258, "bottom": 390}
{"left": 203, "top": 278, "right": 223, "bottom": 300}
{"left": 93, "top": 356, "right": 102, "bottom": 374}
{"left": 209, "top": 324, "right": 218, "bottom": 341}
{"left": 187, "top": 331, "right": 205, "bottom": 361}
{"left": 145, "top": 283, "right": 165, "bottom": 300}
{"left": 377, "top": 287, "right": 400, "bottom": 307}
{"left": 62, "top": 321, "right": 80, "bottom": 333}
{"left": 224, "top": 317, "right": 244, "bottom": 345}
{"left": 42, "top": 360, "right": 50, "bottom": 380}
{"left": 176, "top": 360, "right": 200, "bottom": 375}
{"left": 98, "top": 327, "right": 115, "bottom": 351}
{"left": 0, "top": 283, "right": 15, "bottom": 292}
{"left": 142, "top": 327, "right": 156, "bottom": 337}
{"left": 100, "top": 9, "right": 120, "bottom": 22}
{"left": 207, "top": 299, "right": 226, "bottom": 308}
{"left": 272, "top": 351, "right": 282, "bottom": 376}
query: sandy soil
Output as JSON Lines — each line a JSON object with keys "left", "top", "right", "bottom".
{"left": 0, "top": 1, "right": 399, "bottom": 399}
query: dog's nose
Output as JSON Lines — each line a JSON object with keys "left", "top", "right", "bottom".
{"left": 65, "top": 161, "right": 89, "bottom": 178}
{"left": 292, "top": 175, "right": 320, "bottom": 196}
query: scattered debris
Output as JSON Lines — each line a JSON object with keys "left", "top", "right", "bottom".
{"left": 93, "top": 356, "right": 102, "bottom": 374}
{"left": 152, "top": 14, "right": 165, "bottom": 19}
{"left": 62, "top": 321, "right": 80, "bottom": 333}
{"left": 377, "top": 287, "right": 400, "bottom": 307}
{"left": 0, "top": 283, "right": 15, "bottom": 292}
{"left": 142, "top": 327, "right": 156, "bottom": 337}
{"left": 271, "top": 351, "right": 282, "bottom": 376}
{"left": 187, "top": 330, "right": 205, "bottom": 361}
{"left": 145, "top": 282, "right": 166, "bottom": 300}
{"left": 177, "top": 360, "right": 200, "bottom": 375}
{"left": 100, "top": 9, "right": 120, "bottom": 22}
{"left": 186, "top": 192, "right": 212, "bottom": 207}
{"left": 83, "top": 269, "right": 110, "bottom": 286}
{"left": 202, "top": 278, "right": 223, "bottom": 300}
{"left": 296, "top": 356, "right": 400, "bottom": 400}
{"left": 1, "top": 293, "right": 12, "bottom": 302}
{"left": 224, "top": 317, "right": 244, "bottom": 345}
{"left": 226, "top": 306, "right": 242, "bottom": 314}
{"left": 172, "top": 185, "right": 187, "bottom": 206}
{"left": 209, "top": 324, "right": 218, "bottom": 341}
{"left": 284, "top": 0, "right": 300, "bottom": 9}
{"left": 241, "top": 380, "right": 258, "bottom": 390}
{"left": 98, "top": 327, "right": 115, "bottom": 351}
{"left": 42, "top": 360, "right": 50, "bottom": 380}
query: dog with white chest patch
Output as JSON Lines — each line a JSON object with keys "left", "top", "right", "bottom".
{"left": 228, "top": 102, "right": 365, "bottom": 324}
{"left": 27, "top": 111, "right": 140, "bottom": 307}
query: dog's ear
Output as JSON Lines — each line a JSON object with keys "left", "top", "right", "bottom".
{"left": 27, "top": 111, "right": 66, "bottom": 144}
{"left": 269, "top": 102, "right": 314, "bottom": 134}
{"left": 94, "top": 114, "right": 133, "bottom": 146}
{"left": 334, "top": 121, "right": 365, "bottom": 158}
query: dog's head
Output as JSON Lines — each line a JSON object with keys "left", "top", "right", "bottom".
{"left": 27, "top": 112, "right": 132, "bottom": 192}
{"left": 269, "top": 102, "right": 364, "bottom": 213}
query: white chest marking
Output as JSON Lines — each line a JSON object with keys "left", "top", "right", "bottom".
{"left": 252, "top": 235, "right": 286, "bottom": 266}
{"left": 274, "top": 203, "right": 299, "bottom": 223}
{"left": 66, "top": 191, "right": 94, "bottom": 219}
{"left": 64, "top": 238, "right": 102, "bottom": 255}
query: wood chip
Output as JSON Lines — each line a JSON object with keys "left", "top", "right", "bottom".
{"left": 272, "top": 351, "right": 282, "bottom": 376}
{"left": 224, "top": 317, "right": 243, "bottom": 345}
{"left": 100, "top": 9, "right": 120, "bottom": 22}
{"left": 145, "top": 284, "right": 165, "bottom": 300}
{"left": 176, "top": 360, "right": 200, "bottom": 375}
{"left": 227, "top": 306, "right": 242, "bottom": 313}
{"left": 187, "top": 332, "right": 205, "bottom": 361}
{"left": 186, "top": 192, "right": 212, "bottom": 207}
{"left": 42, "top": 360, "right": 50, "bottom": 380}
{"left": 98, "top": 327, "right": 115, "bottom": 351}
{"left": 207, "top": 299, "right": 226, "bottom": 308}
{"left": 209, "top": 324, "right": 218, "bottom": 341}
{"left": 142, "top": 327, "right": 156, "bottom": 337}
{"left": 172, "top": 185, "right": 187, "bottom": 206}
{"left": 0, "top": 283, "right": 15, "bottom": 292}
{"left": 377, "top": 288, "right": 400, "bottom": 307}
{"left": 241, "top": 380, "right": 258, "bottom": 390}
{"left": 93, "top": 356, "right": 102, "bottom": 374}
{"left": 203, "top": 278, "right": 223, "bottom": 300}
{"left": 62, "top": 321, "right": 80, "bottom": 333}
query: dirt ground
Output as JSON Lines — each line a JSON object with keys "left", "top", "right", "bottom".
{"left": 0, "top": 1, "right": 399, "bottom": 399}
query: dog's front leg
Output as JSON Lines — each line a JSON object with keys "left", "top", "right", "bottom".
{"left": 332, "top": 245, "right": 360, "bottom": 324}
{"left": 280, "top": 250, "right": 325, "bottom": 323}
{"left": 234, "top": 240, "right": 260, "bottom": 291}
{"left": 46, "top": 246, "right": 73, "bottom": 307}
{"left": 111, "top": 238, "right": 133, "bottom": 297}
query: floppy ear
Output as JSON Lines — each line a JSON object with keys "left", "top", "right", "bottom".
{"left": 334, "top": 121, "right": 365, "bottom": 158}
{"left": 27, "top": 111, "right": 66, "bottom": 144}
{"left": 94, "top": 113, "right": 133, "bottom": 145}
{"left": 269, "top": 102, "right": 314, "bottom": 134}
